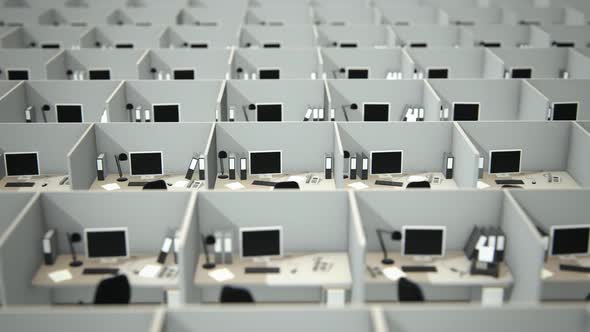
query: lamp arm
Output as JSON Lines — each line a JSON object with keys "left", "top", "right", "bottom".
{"left": 376, "top": 229, "right": 390, "bottom": 260}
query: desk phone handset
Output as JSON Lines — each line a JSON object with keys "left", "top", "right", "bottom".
{"left": 313, "top": 257, "right": 333, "bottom": 272}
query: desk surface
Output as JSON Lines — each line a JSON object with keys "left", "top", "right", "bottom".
{"left": 33, "top": 254, "right": 178, "bottom": 289}
{"left": 194, "top": 253, "right": 351, "bottom": 288}
{"left": 0, "top": 175, "right": 71, "bottom": 192}
{"left": 542, "top": 256, "right": 590, "bottom": 284}
{"left": 90, "top": 174, "right": 206, "bottom": 192}
{"left": 344, "top": 172, "right": 457, "bottom": 191}
{"left": 365, "top": 251, "right": 513, "bottom": 287}
{"left": 213, "top": 172, "right": 336, "bottom": 191}
{"left": 480, "top": 171, "right": 579, "bottom": 190}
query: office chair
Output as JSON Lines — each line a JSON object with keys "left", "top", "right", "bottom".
{"left": 274, "top": 181, "right": 300, "bottom": 190}
{"left": 398, "top": 277, "right": 425, "bottom": 302}
{"left": 94, "top": 275, "right": 131, "bottom": 304}
{"left": 585, "top": 293, "right": 590, "bottom": 301}
{"left": 142, "top": 179, "right": 167, "bottom": 190}
{"left": 406, "top": 181, "right": 431, "bottom": 189}
{"left": 220, "top": 286, "right": 255, "bottom": 303}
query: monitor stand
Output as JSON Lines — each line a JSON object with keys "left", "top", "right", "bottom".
{"left": 412, "top": 256, "right": 435, "bottom": 263}
{"left": 141, "top": 175, "right": 156, "bottom": 180}
{"left": 495, "top": 173, "right": 512, "bottom": 178}
{"left": 17, "top": 176, "right": 33, "bottom": 181}
{"left": 257, "top": 174, "right": 275, "bottom": 179}
{"left": 99, "top": 258, "right": 120, "bottom": 264}
{"left": 252, "top": 257, "right": 272, "bottom": 264}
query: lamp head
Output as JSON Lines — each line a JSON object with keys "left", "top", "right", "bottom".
{"left": 218, "top": 151, "right": 228, "bottom": 159}
{"left": 182, "top": 42, "right": 189, "bottom": 47}
{"left": 150, "top": 67, "right": 157, "bottom": 74}
{"left": 126, "top": 103, "right": 134, "bottom": 110}
{"left": 30, "top": 42, "right": 37, "bottom": 47}
{"left": 95, "top": 41, "right": 101, "bottom": 47}
{"left": 245, "top": 42, "right": 251, "bottom": 47}
{"left": 69, "top": 232, "right": 82, "bottom": 243}
{"left": 392, "top": 231, "right": 402, "bottom": 241}
{"left": 236, "top": 67, "right": 243, "bottom": 73}
{"left": 42, "top": 104, "right": 51, "bottom": 111}
{"left": 118, "top": 153, "right": 128, "bottom": 161}
{"left": 248, "top": 104, "right": 256, "bottom": 110}
{"left": 205, "top": 235, "right": 216, "bottom": 245}
{"left": 339, "top": 68, "right": 346, "bottom": 73}
{"left": 66, "top": 69, "right": 73, "bottom": 76}
{"left": 343, "top": 151, "right": 350, "bottom": 158}
{"left": 350, "top": 103, "right": 358, "bottom": 110}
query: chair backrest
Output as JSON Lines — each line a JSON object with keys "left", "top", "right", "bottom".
{"left": 406, "top": 181, "right": 431, "bottom": 189}
{"left": 94, "top": 274, "right": 131, "bottom": 304}
{"left": 142, "top": 179, "right": 167, "bottom": 190}
{"left": 274, "top": 181, "right": 300, "bottom": 189}
{"left": 220, "top": 285, "right": 255, "bottom": 303}
{"left": 398, "top": 277, "right": 425, "bottom": 302}
{"left": 502, "top": 185, "right": 523, "bottom": 189}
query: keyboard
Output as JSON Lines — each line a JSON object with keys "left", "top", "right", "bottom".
{"left": 82, "top": 268, "right": 119, "bottom": 275}
{"left": 495, "top": 179, "right": 524, "bottom": 185}
{"left": 244, "top": 267, "right": 281, "bottom": 274}
{"left": 375, "top": 180, "right": 403, "bottom": 187}
{"left": 128, "top": 182, "right": 148, "bottom": 187}
{"left": 559, "top": 264, "right": 590, "bottom": 273}
{"left": 5, "top": 182, "right": 35, "bottom": 187}
{"left": 401, "top": 265, "right": 438, "bottom": 273}
{"left": 251, "top": 180, "right": 276, "bottom": 186}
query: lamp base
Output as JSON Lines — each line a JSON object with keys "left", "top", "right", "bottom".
{"left": 117, "top": 177, "right": 128, "bottom": 182}
{"left": 202, "top": 263, "right": 216, "bottom": 269}
{"left": 381, "top": 258, "right": 394, "bottom": 265}
{"left": 70, "top": 260, "right": 83, "bottom": 267}
{"left": 343, "top": 175, "right": 349, "bottom": 179}
{"left": 218, "top": 174, "right": 229, "bottom": 179}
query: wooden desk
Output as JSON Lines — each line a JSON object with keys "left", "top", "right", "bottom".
{"left": 0, "top": 175, "right": 71, "bottom": 192}
{"left": 89, "top": 174, "right": 206, "bottom": 192}
{"left": 214, "top": 172, "right": 336, "bottom": 191}
{"left": 344, "top": 172, "right": 458, "bottom": 190}
{"left": 540, "top": 256, "right": 590, "bottom": 301}
{"left": 479, "top": 171, "right": 580, "bottom": 190}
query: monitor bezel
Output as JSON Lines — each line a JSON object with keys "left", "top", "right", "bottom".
{"left": 370, "top": 150, "right": 403, "bottom": 175}
{"left": 362, "top": 102, "right": 390, "bottom": 122}
{"left": 551, "top": 101, "right": 578, "bottom": 121}
{"left": 3, "top": 151, "right": 40, "bottom": 177}
{"left": 488, "top": 149, "right": 522, "bottom": 175}
{"left": 452, "top": 102, "right": 480, "bottom": 121}
{"left": 239, "top": 226, "right": 283, "bottom": 259}
{"left": 84, "top": 227, "right": 130, "bottom": 259}
{"left": 128, "top": 151, "right": 164, "bottom": 176}
{"left": 255, "top": 102, "right": 283, "bottom": 122}
{"left": 401, "top": 225, "right": 446, "bottom": 257}
{"left": 152, "top": 103, "right": 181, "bottom": 122}
{"left": 248, "top": 150, "right": 282, "bottom": 176}
{"left": 55, "top": 103, "right": 84, "bottom": 123}
{"left": 549, "top": 224, "right": 590, "bottom": 257}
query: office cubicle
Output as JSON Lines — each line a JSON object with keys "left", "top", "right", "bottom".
{"left": 142, "top": 49, "right": 231, "bottom": 80}
{"left": 45, "top": 49, "right": 148, "bottom": 80}
{"left": 356, "top": 190, "right": 542, "bottom": 303}
{"left": 532, "top": 25, "right": 590, "bottom": 48}
{"left": 440, "top": 7, "right": 503, "bottom": 25}
{"left": 403, "top": 48, "right": 503, "bottom": 79}
{"left": 79, "top": 26, "right": 167, "bottom": 49}
{"left": 231, "top": 48, "right": 320, "bottom": 80}
{"left": 239, "top": 25, "right": 317, "bottom": 48}
{"left": 213, "top": 122, "right": 342, "bottom": 190}
{"left": 460, "top": 121, "right": 590, "bottom": 189}
{"left": 490, "top": 48, "right": 590, "bottom": 79}
{"left": 391, "top": 25, "right": 461, "bottom": 48}
{"left": 502, "top": 7, "right": 584, "bottom": 25}
{"left": 71, "top": 123, "right": 215, "bottom": 191}
{"left": 316, "top": 25, "right": 395, "bottom": 48}
{"left": 46, "top": 8, "right": 113, "bottom": 26}
{"left": 327, "top": 79, "right": 442, "bottom": 121}
{"left": 0, "top": 26, "right": 87, "bottom": 49}
{"left": 223, "top": 80, "right": 326, "bottom": 122}
{"left": 245, "top": 6, "right": 313, "bottom": 25}
{"left": 180, "top": 190, "right": 364, "bottom": 303}
{"left": 106, "top": 80, "right": 222, "bottom": 122}
{"left": 0, "top": 123, "right": 91, "bottom": 191}
{"left": 460, "top": 25, "right": 534, "bottom": 48}
{"left": 0, "top": 80, "right": 120, "bottom": 123}
{"left": 105, "top": 8, "right": 180, "bottom": 26}
{"left": 313, "top": 5, "right": 377, "bottom": 25}
{"left": 0, "top": 49, "right": 61, "bottom": 80}
{"left": 178, "top": 7, "right": 246, "bottom": 28}
{"left": 339, "top": 122, "right": 479, "bottom": 189}
{"left": 526, "top": 79, "right": 590, "bottom": 121}
{"left": 322, "top": 48, "right": 402, "bottom": 79}
{"left": 378, "top": 5, "right": 445, "bottom": 25}
{"left": 510, "top": 189, "right": 590, "bottom": 302}
{"left": 162, "top": 26, "right": 239, "bottom": 49}
{"left": 0, "top": 191, "right": 194, "bottom": 305}
{"left": 0, "top": 8, "right": 47, "bottom": 26}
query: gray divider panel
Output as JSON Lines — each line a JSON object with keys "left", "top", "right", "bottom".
{"left": 0, "top": 49, "right": 59, "bottom": 79}
{"left": 147, "top": 49, "right": 231, "bottom": 80}
{"left": 529, "top": 80, "right": 590, "bottom": 121}
{"left": 405, "top": 48, "right": 487, "bottom": 79}
{"left": 518, "top": 80, "right": 549, "bottom": 121}
{"left": 67, "top": 124, "right": 97, "bottom": 190}
{"left": 0, "top": 192, "right": 36, "bottom": 237}
{"left": 321, "top": 48, "right": 402, "bottom": 79}
{"left": 451, "top": 123, "right": 479, "bottom": 188}
{"left": 567, "top": 124, "right": 590, "bottom": 187}
{"left": 348, "top": 191, "right": 366, "bottom": 304}
{"left": 392, "top": 25, "right": 460, "bottom": 47}
{"left": 176, "top": 191, "right": 200, "bottom": 304}
{"left": 0, "top": 82, "right": 26, "bottom": 123}
{"left": 490, "top": 48, "right": 568, "bottom": 79}
{"left": 240, "top": 26, "right": 317, "bottom": 48}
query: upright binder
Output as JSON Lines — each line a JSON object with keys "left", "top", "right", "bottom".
{"left": 324, "top": 153, "right": 333, "bottom": 180}
{"left": 185, "top": 156, "right": 199, "bottom": 180}
{"left": 97, "top": 153, "right": 106, "bottom": 181}
{"left": 157, "top": 236, "right": 173, "bottom": 264}
{"left": 360, "top": 153, "right": 369, "bottom": 180}
{"left": 228, "top": 153, "right": 236, "bottom": 180}
{"left": 349, "top": 153, "right": 358, "bottom": 180}
{"left": 43, "top": 229, "right": 57, "bottom": 265}
{"left": 443, "top": 152, "right": 454, "bottom": 179}
{"left": 198, "top": 154, "right": 206, "bottom": 180}
{"left": 239, "top": 155, "right": 247, "bottom": 180}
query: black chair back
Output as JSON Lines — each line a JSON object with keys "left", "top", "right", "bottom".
{"left": 220, "top": 285, "right": 255, "bottom": 303}
{"left": 398, "top": 277, "right": 425, "bottom": 302}
{"left": 274, "top": 181, "right": 300, "bottom": 189}
{"left": 142, "top": 179, "right": 167, "bottom": 190}
{"left": 406, "top": 181, "right": 431, "bottom": 189}
{"left": 94, "top": 274, "right": 131, "bottom": 304}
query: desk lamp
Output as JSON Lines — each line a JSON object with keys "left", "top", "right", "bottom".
{"left": 115, "top": 153, "right": 128, "bottom": 182}
{"left": 343, "top": 151, "right": 350, "bottom": 179}
{"left": 201, "top": 235, "right": 216, "bottom": 269}
{"left": 218, "top": 151, "right": 229, "bottom": 179}
{"left": 68, "top": 232, "right": 83, "bottom": 267}
{"left": 377, "top": 229, "right": 402, "bottom": 265}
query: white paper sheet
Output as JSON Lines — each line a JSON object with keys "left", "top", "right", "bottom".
{"left": 102, "top": 183, "right": 120, "bottom": 191}
{"left": 348, "top": 182, "right": 369, "bottom": 190}
{"left": 383, "top": 267, "right": 406, "bottom": 281}
{"left": 208, "top": 268, "right": 235, "bottom": 282}
{"left": 139, "top": 264, "right": 163, "bottom": 278}
{"left": 48, "top": 269, "right": 72, "bottom": 283}
{"left": 225, "top": 182, "right": 245, "bottom": 190}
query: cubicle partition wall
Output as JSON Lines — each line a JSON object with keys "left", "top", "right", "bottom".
{"left": 490, "top": 48, "right": 590, "bottom": 79}
{"left": 526, "top": 79, "right": 590, "bottom": 121}
{"left": 143, "top": 49, "right": 231, "bottom": 80}
{"left": 0, "top": 26, "right": 87, "bottom": 49}
{"left": 239, "top": 25, "right": 317, "bottom": 48}
{"left": 0, "top": 191, "right": 194, "bottom": 305}
{"left": 0, "top": 49, "right": 60, "bottom": 80}
{"left": 441, "top": 7, "right": 503, "bottom": 25}
{"left": 532, "top": 26, "right": 590, "bottom": 48}
{"left": 107, "top": 8, "right": 180, "bottom": 26}
{"left": 316, "top": 25, "right": 395, "bottom": 48}
{"left": 231, "top": 48, "right": 320, "bottom": 80}
{"left": 502, "top": 7, "right": 582, "bottom": 25}
{"left": 224, "top": 80, "right": 326, "bottom": 122}
{"left": 45, "top": 49, "right": 148, "bottom": 80}
{"left": 313, "top": 5, "right": 377, "bottom": 25}
{"left": 79, "top": 26, "right": 166, "bottom": 49}
{"left": 0, "top": 8, "right": 47, "bottom": 26}
{"left": 391, "top": 25, "right": 461, "bottom": 48}
{"left": 246, "top": 6, "right": 313, "bottom": 25}
{"left": 378, "top": 5, "right": 444, "bottom": 25}
{"left": 459, "top": 25, "right": 533, "bottom": 48}
{"left": 321, "top": 48, "right": 402, "bottom": 79}
{"left": 0, "top": 192, "right": 36, "bottom": 237}
{"left": 0, "top": 81, "right": 19, "bottom": 100}
{"left": 163, "top": 26, "right": 239, "bottom": 49}
{"left": 403, "top": 48, "right": 503, "bottom": 79}
{"left": 178, "top": 7, "right": 246, "bottom": 28}
{"left": 49, "top": 8, "right": 113, "bottom": 26}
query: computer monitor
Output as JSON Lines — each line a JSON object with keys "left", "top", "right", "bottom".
{"left": 427, "top": 68, "right": 449, "bottom": 79}
{"left": 56, "top": 104, "right": 83, "bottom": 123}
{"left": 190, "top": 43, "right": 208, "bottom": 48}
{"left": 409, "top": 42, "right": 427, "bottom": 48}
{"left": 153, "top": 104, "right": 180, "bottom": 122}
{"left": 347, "top": 68, "right": 369, "bottom": 79}
{"left": 489, "top": 149, "right": 521, "bottom": 175}
{"left": 249, "top": 151, "right": 282, "bottom": 175}
{"left": 41, "top": 43, "right": 60, "bottom": 49}
{"left": 239, "top": 226, "right": 283, "bottom": 258}
{"left": 89, "top": 69, "right": 111, "bottom": 80}
{"left": 511, "top": 68, "right": 532, "bottom": 79}
{"left": 339, "top": 42, "right": 358, "bottom": 48}
{"left": 84, "top": 227, "right": 129, "bottom": 259}
{"left": 115, "top": 43, "right": 134, "bottom": 49}
{"left": 173, "top": 69, "right": 195, "bottom": 80}
{"left": 549, "top": 225, "right": 590, "bottom": 256}
{"left": 370, "top": 150, "right": 403, "bottom": 175}
{"left": 452, "top": 102, "right": 480, "bottom": 121}
{"left": 256, "top": 103, "right": 282, "bottom": 122}
{"left": 552, "top": 102, "right": 578, "bottom": 121}
{"left": 259, "top": 68, "right": 280, "bottom": 79}
{"left": 402, "top": 226, "right": 446, "bottom": 257}
{"left": 129, "top": 151, "right": 164, "bottom": 176}
{"left": 3, "top": 152, "right": 40, "bottom": 176}
{"left": 7, "top": 69, "right": 29, "bottom": 80}
{"left": 263, "top": 42, "right": 281, "bottom": 48}
{"left": 363, "top": 103, "right": 389, "bottom": 122}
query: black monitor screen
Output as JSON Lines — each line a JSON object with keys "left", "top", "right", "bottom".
{"left": 41, "top": 43, "right": 60, "bottom": 49}
{"left": 511, "top": 68, "right": 532, "bottom": 79}
{"left": 257, "top": 104, "right": 282, "bottom": 122}
{"left": 364, "top": 103, "right": 389, "bottom": 121}
{"left": 371, "top": 151, "right": 402, "bottom": 174}
{"left": 259, "top": 69, "right": 280, "bottom": 79}
{"left": 153, "top": 104, "right": 180, "bottom": 122}
{"left": 115, "top": 43, "right": 134, "bottom": 49}
{"left": 241, "top": 228, "right": 281, "bottom": 257}
{"left": 553, "top": 41, "right": 575, "bottom": 48}
{"left": 404, "top": 228, "right": 445, "bottom": 256}
{"left": 552, "top": 103, "right": 577, "bottom": 121}
{"left": 250, "top": 151, "right": 281, "bottom": 175}
{"left": 453, "top": 103, "right": 479, "bottom": 121}
{"left": 190, "top": 43, "right": 208, "bottom": 48}
{"left": 56, "top": 105, "right": 83, "bottom": 123}
{"left": 348, "top": 69, "right": 369, "bottom": 79}
{"left": 489, "top": 150, "right": 521, "bottom": 174}
{"left": 7, "top": 70, "right": 29, "bottom": 80}
{"left": 263, "top": 43, "right": 281, "bottom": 48}
{"left": 89, "top": 69, "right": 111, "bottom": 80}
{"left": 551, "top": 227, "right": 590, "bottom": 255}
{"left": 340, "top": 42, "right": 358, "bottom": 48}
{"left": 4, "top": 152, "right": 39, "bottom": 176}
{"left": 174, "top": 69, "right": 195, "bottom": 80}
{"left": 481, "top": 42, "right": 501, "bottom": 48}
{"left": 428, "top": 68, "right": 449, "bottom": 79}
{"left": 410, "top": 42, "right": 427, "bottom": 48}
{"left": 86, "top": 229, "right": 127, "bottom": 258}
{"left": 130, "top": 152, "right": 163, "bottom": 175}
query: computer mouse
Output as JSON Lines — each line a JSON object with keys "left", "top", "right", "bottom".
{"left": 167, "top": 183, "right": 172, "bottom": 186}
{"left": 532, "top": 180, "right": 536, "bottom": 184}
{"left": 42, "top": 183, "right": 48, "bottom": 187}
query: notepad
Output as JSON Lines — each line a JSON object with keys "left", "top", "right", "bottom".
{"left": 408, "top": 175, "right": 428, "bottom": 183}
{"left": 139, "top": 264, "right": 163, "bottom": 278}
{"left": 208, "top": 268, "right": 235, "bottom": 282}
{"left": 48, "top": 269, "right": 72, "bottom": 283}
{"left": 102, "top": 183, "right": 121, "bottom": 191}
{"left": 541, "top": 268, "right": 553, "bottom": 279}
{"left": 172, "top": 180, "right": 189, "bottom": 188}
{"left": 225, "top": 182, "right": 245, "bottom": 190}
{"left": 383, "top": 267, "right": 406, "bottom": 281}
{"left": 348, "top": 182, "right": 369, "bottom": 190}
{"left": 477, "top": 181, "right": 490, "bottom": 189}
{"left": 287, "top": 176, "right": 306, "bottom": 183}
